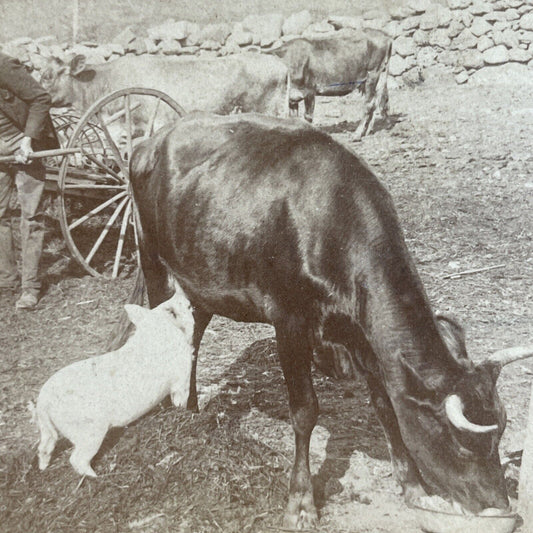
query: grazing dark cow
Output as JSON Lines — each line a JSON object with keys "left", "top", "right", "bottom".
{"left": 40, "top": 53, "right": 289, "bottom": 117}
{"left": 116, "top": 112, "right": 530, "bottom": 528}
{"left": 270, "top": 28, "right": 392, "bottom": 139}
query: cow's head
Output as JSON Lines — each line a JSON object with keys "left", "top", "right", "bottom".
{"left": 394, "top": 323, "right": 533, "bottom": 514}
{"left": 40, "top": 54, "right": 87, "bottom": 107}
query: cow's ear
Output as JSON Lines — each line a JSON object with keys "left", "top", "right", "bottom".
{"left": 124, "top": 304, "right": 151, "bottom": 327}
{"left": 436, "top": 313, "right": 467, "bottom": 361}
{"left": 69, "top": 54, "right": 86, "bottom": 76}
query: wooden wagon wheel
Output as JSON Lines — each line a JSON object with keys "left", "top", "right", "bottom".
{"left": 57, "top": 88, "right": 186, "bottom": 278}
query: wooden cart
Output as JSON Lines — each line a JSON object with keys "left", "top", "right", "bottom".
{"left": 0, "top": 88, "right": 185, "bottom": 279}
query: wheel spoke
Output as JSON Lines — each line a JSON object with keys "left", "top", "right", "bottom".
{"left": 112, "top": 200, "right": 132, "bottom": 278}
{"left": 95, "top": 111, "right": 128, "bottom": 177}
{"left": 58, "top": 88, "right": 184, "bottom": 278}
{"left": 68, "top": 190, "right": 128, "bottom": 231}
{"left": 85, "top": 196, "right": 129, "bottom": 266}
{"left": 82, "top": 152, "right": 125, "bottom": 184}
{"left": 131, "top": 203, "right": 141, "bottom": 268}
{"left": 104, "top": 101, "right": 141, "bottom": 126}
{"left": 145, "top": 97, "right": 161, "bottom": 138}
{"left": 124, "top": 94, "right": 133, "bottom": 162}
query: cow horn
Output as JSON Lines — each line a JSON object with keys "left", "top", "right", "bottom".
{"left": 487, "top": 345, "right": 533, "bottom": 369}
{"left": 445, "top": 394, "right": 498, "bottom": 433}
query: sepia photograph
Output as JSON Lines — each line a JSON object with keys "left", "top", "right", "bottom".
{"left": 0, "top": 0, "right": 532, "bottom": 531}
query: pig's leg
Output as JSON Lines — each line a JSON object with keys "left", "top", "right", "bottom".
{"left": 37, "top": 411, "right": 58, "bottom": 470}
{"left": 69, "top": 425, "right": 107, "bottom": 477}
{"left": 171, "top": 383, "right": 189, "bottom": 408}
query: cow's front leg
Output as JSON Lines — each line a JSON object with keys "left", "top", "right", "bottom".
{"left": 364, "top": 372, "right": 427, "bottom": 503}
{"left": 275, "top": 321, "right": 319, "bottom": 529}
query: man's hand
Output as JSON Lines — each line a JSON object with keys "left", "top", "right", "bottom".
{"left": 15, "top": 136, "right": 33, "bottom": 164}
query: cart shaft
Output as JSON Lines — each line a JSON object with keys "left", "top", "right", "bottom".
{"left": 0, "top": 147, "right": 81, "bottom": 164}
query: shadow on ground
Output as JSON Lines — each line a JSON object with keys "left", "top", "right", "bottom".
{"left": 0, "top": 335, "right": 388, "bottom": 533}
{"left": 320, "top": 113, "right": 405, "bottom": 136}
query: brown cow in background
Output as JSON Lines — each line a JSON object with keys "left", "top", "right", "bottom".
{"left": 40, "top": 53, "right": 289, "bottom": 117}
{"left": 270, "top": 28, "right": 392, "bottom": 139}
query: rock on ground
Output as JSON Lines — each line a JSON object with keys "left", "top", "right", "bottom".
{"left": 482, "top": 44, "right": 510, "bottom": 64}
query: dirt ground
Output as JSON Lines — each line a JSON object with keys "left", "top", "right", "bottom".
{"left": 0, "top": 63, "right": 532, "bottom": 533}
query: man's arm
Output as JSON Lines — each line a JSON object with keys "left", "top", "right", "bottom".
{"left": 0, "top": 55, "right": 52, "bottom": 142}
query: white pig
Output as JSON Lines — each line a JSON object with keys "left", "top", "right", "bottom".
{"left": 33, "top": 288, "right": 194, "bottom": 477}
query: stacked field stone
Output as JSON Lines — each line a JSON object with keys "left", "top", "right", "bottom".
{"left": 385, "top": 0, "right": 533, "bottom": 84}
{"left": 1, "top": 1, "right": 532, "bottom": 85}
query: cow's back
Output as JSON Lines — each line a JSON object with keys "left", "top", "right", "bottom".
{"left": 131, "top": 113, "right": 400, "bottom": 322}
{"left": 70, "top": 54, "right": 288, "bottom": 116}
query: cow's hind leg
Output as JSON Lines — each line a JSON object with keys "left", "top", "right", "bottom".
{"left": 353, "top": 72, "right": 379, "bottom": 141}
{"left": 303, "top": 94, "right": 315, "bottom": 123}
{"left": 141, "top": 254, "right": 173, "bottom": 310}
{"left": 366, "top": 67, "right": 390, "bottom": 136}
{"left": 354, "top": 57, "right": 390, "bottom": 140}
{"left": 187, "top": 308, "right": 212, "bottom": 412}
{"left": 353, "top": 100, "right": 374, "bottom": 141}
{"left": 275, "top": 319, "right": 319, "bottom": 529}
{"left": 139, "top": 249, "right": 210, "bottom": 412}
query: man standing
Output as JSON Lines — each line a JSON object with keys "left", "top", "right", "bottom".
{"left": 0, "top": 51, "right": 58, "bottom": 309}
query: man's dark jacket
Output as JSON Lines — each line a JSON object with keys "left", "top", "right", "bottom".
{"left": 0, "top": 52, "right": 58, "bottom": 151}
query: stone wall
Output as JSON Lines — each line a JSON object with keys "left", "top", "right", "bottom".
{"left": 1, "top": 0, "right": 533, "bottom": 86}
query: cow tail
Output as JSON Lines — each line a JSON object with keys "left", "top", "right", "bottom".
{"left": 106, "top": 152, "right": 148, "bottom": 352}
{"left": 379, "top": 39, "right": 393, "bottom": 117}
{"left": 107, "top": 262, "right": 145, "bottom": 352}
{"left": 285, "top": 70, "right": 291, "bottom": 118}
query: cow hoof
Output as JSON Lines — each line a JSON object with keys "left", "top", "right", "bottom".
{"left": 282, "top": 509, "right": 319, "bottom": 531}
{"left": 283, "top": 499, "right": 319, "bottom": 530}
{"left": 186, "top": 394, "right": 199, "bottom": 413}
{"left": 186, "top": 403, "right": 199, "bottom": 413}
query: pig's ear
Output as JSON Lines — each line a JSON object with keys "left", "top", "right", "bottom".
{"left": 124, "top": 304, "right": 151, "bottom": 327}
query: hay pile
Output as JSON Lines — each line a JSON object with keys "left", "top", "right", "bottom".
{"left": 0, "top": 340, "right": 290, "bottom": 533}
